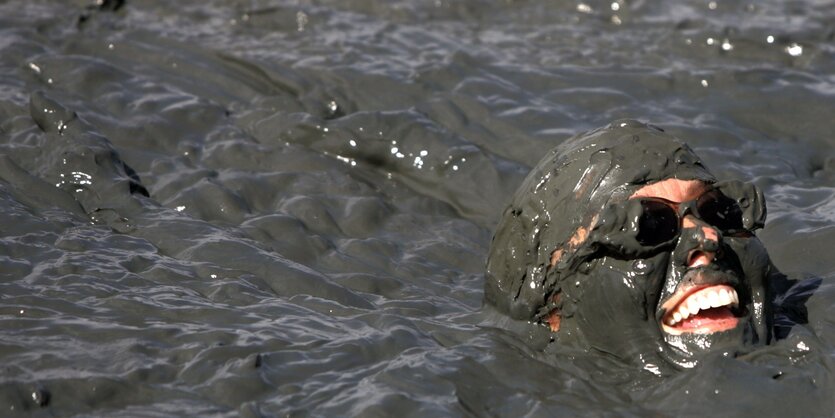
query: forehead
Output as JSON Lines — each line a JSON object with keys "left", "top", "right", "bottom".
{"left": 629, "top": 178, "right": 711, "bottom": 203}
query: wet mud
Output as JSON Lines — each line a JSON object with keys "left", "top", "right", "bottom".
{"left": 1, "top": 0, "right": 834, "bottom": 416}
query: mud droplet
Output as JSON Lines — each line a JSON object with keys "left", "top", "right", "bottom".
{"left": 31, "top": 387, "right": 50, "bottom": 407}
{"left": 296, "top": 11, "right": 309, "bottom": 32}
{"left": 786, "top": 43, "right": 803, "bottom": 57}
{"left": 631, "top": 259, "right": 652, "bottom": 275}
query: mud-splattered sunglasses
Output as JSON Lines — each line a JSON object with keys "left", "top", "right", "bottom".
{"left": 595, "top": 180, "right": 766, "bottom": 253}
{"left": 636, "top": 189, "right": 749, "bottom": 246}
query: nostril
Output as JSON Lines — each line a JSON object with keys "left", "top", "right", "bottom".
{"left": 688, "top": 250, "right": 714, "bottom": 268}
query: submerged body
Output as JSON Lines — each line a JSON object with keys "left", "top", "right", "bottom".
{"left": 486, "top": 120, "right": 777, "bottom": 372}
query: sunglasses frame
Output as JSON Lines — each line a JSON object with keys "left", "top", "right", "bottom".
{"left": 592, "top": 180, "right": 766, "bottom": 257}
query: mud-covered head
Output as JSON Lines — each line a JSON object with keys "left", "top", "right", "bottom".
{"left": 485, "top": 120, "right": 774, "bottom": 371}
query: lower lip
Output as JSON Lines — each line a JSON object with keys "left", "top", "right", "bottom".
{"left": 661, "top": 307, "right": 740, "bottom": 336}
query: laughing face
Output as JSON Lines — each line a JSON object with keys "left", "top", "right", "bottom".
{"left": 486, "top": 120, "right": 775, "bottom": 372}
{"left": 583, "top": 176, "right": 772, "bottom": 368}
{"left": 640, "top": 179, "right": 746, "bottom": 337}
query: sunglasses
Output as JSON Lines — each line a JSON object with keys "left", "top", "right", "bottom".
{"left": 636, "top": 189, "right": 748, "bottom": 246}
{"left": 595, "top": 180, "right": 765, "bottom": 253}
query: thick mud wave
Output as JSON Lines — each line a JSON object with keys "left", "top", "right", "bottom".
{"left": 1, "top": 1, "right": 834, "bottom": 416}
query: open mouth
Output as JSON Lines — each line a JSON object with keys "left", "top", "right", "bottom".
{"left": 660, "top": 284, "right": 741, "bottom": 335}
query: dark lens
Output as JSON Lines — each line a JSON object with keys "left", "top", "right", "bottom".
{"left": 697, "top": 190, "right": 745, "bottom": 232}
{"left": 637, "top": 200, "right": 679, "bottom": 246}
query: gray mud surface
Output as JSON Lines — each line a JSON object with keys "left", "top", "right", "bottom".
{"left": 1, "top": 1, "right": 834, "bottom": 416}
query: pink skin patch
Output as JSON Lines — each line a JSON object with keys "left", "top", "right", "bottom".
{"left": 631, "top": 179, "right": 740, "bottom": 335}
{"left": 630, "top": 178, "right": 709, "bottom": 202}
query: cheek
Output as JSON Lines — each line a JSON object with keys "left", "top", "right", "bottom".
{"left": 725, "top": 237, "right": 770, "bottom": 284}
{"left": 577, "top": 255, "right": 668, "bottom": 324}
{"left": 558, "top": 256, "right": 675, "bottom": 359}
{"left": 609, "top": 254, "right": 671, "bottom": 314}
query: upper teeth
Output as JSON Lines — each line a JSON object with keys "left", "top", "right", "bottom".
{"left": 664, "top": 286, "right": 739, "bottom": 326}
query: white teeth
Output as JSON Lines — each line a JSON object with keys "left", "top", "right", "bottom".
{"left": 687, "top": 298, "right": 700, "bottom": 316}
{"left": 663, "top": 286, "right": 740, "bottom": 327}
{"left": 699, "top": 295, "right": 711, "bottom": 311}
{"left": 718, "top": 288, "right": 731, "bottom": 307}
{"left": 708, "top": 291, "right": 720, "bottom": 308}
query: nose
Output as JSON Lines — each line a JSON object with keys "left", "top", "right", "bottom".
{"left": 682, "top": 215, "right": 720, "bottom": 268}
